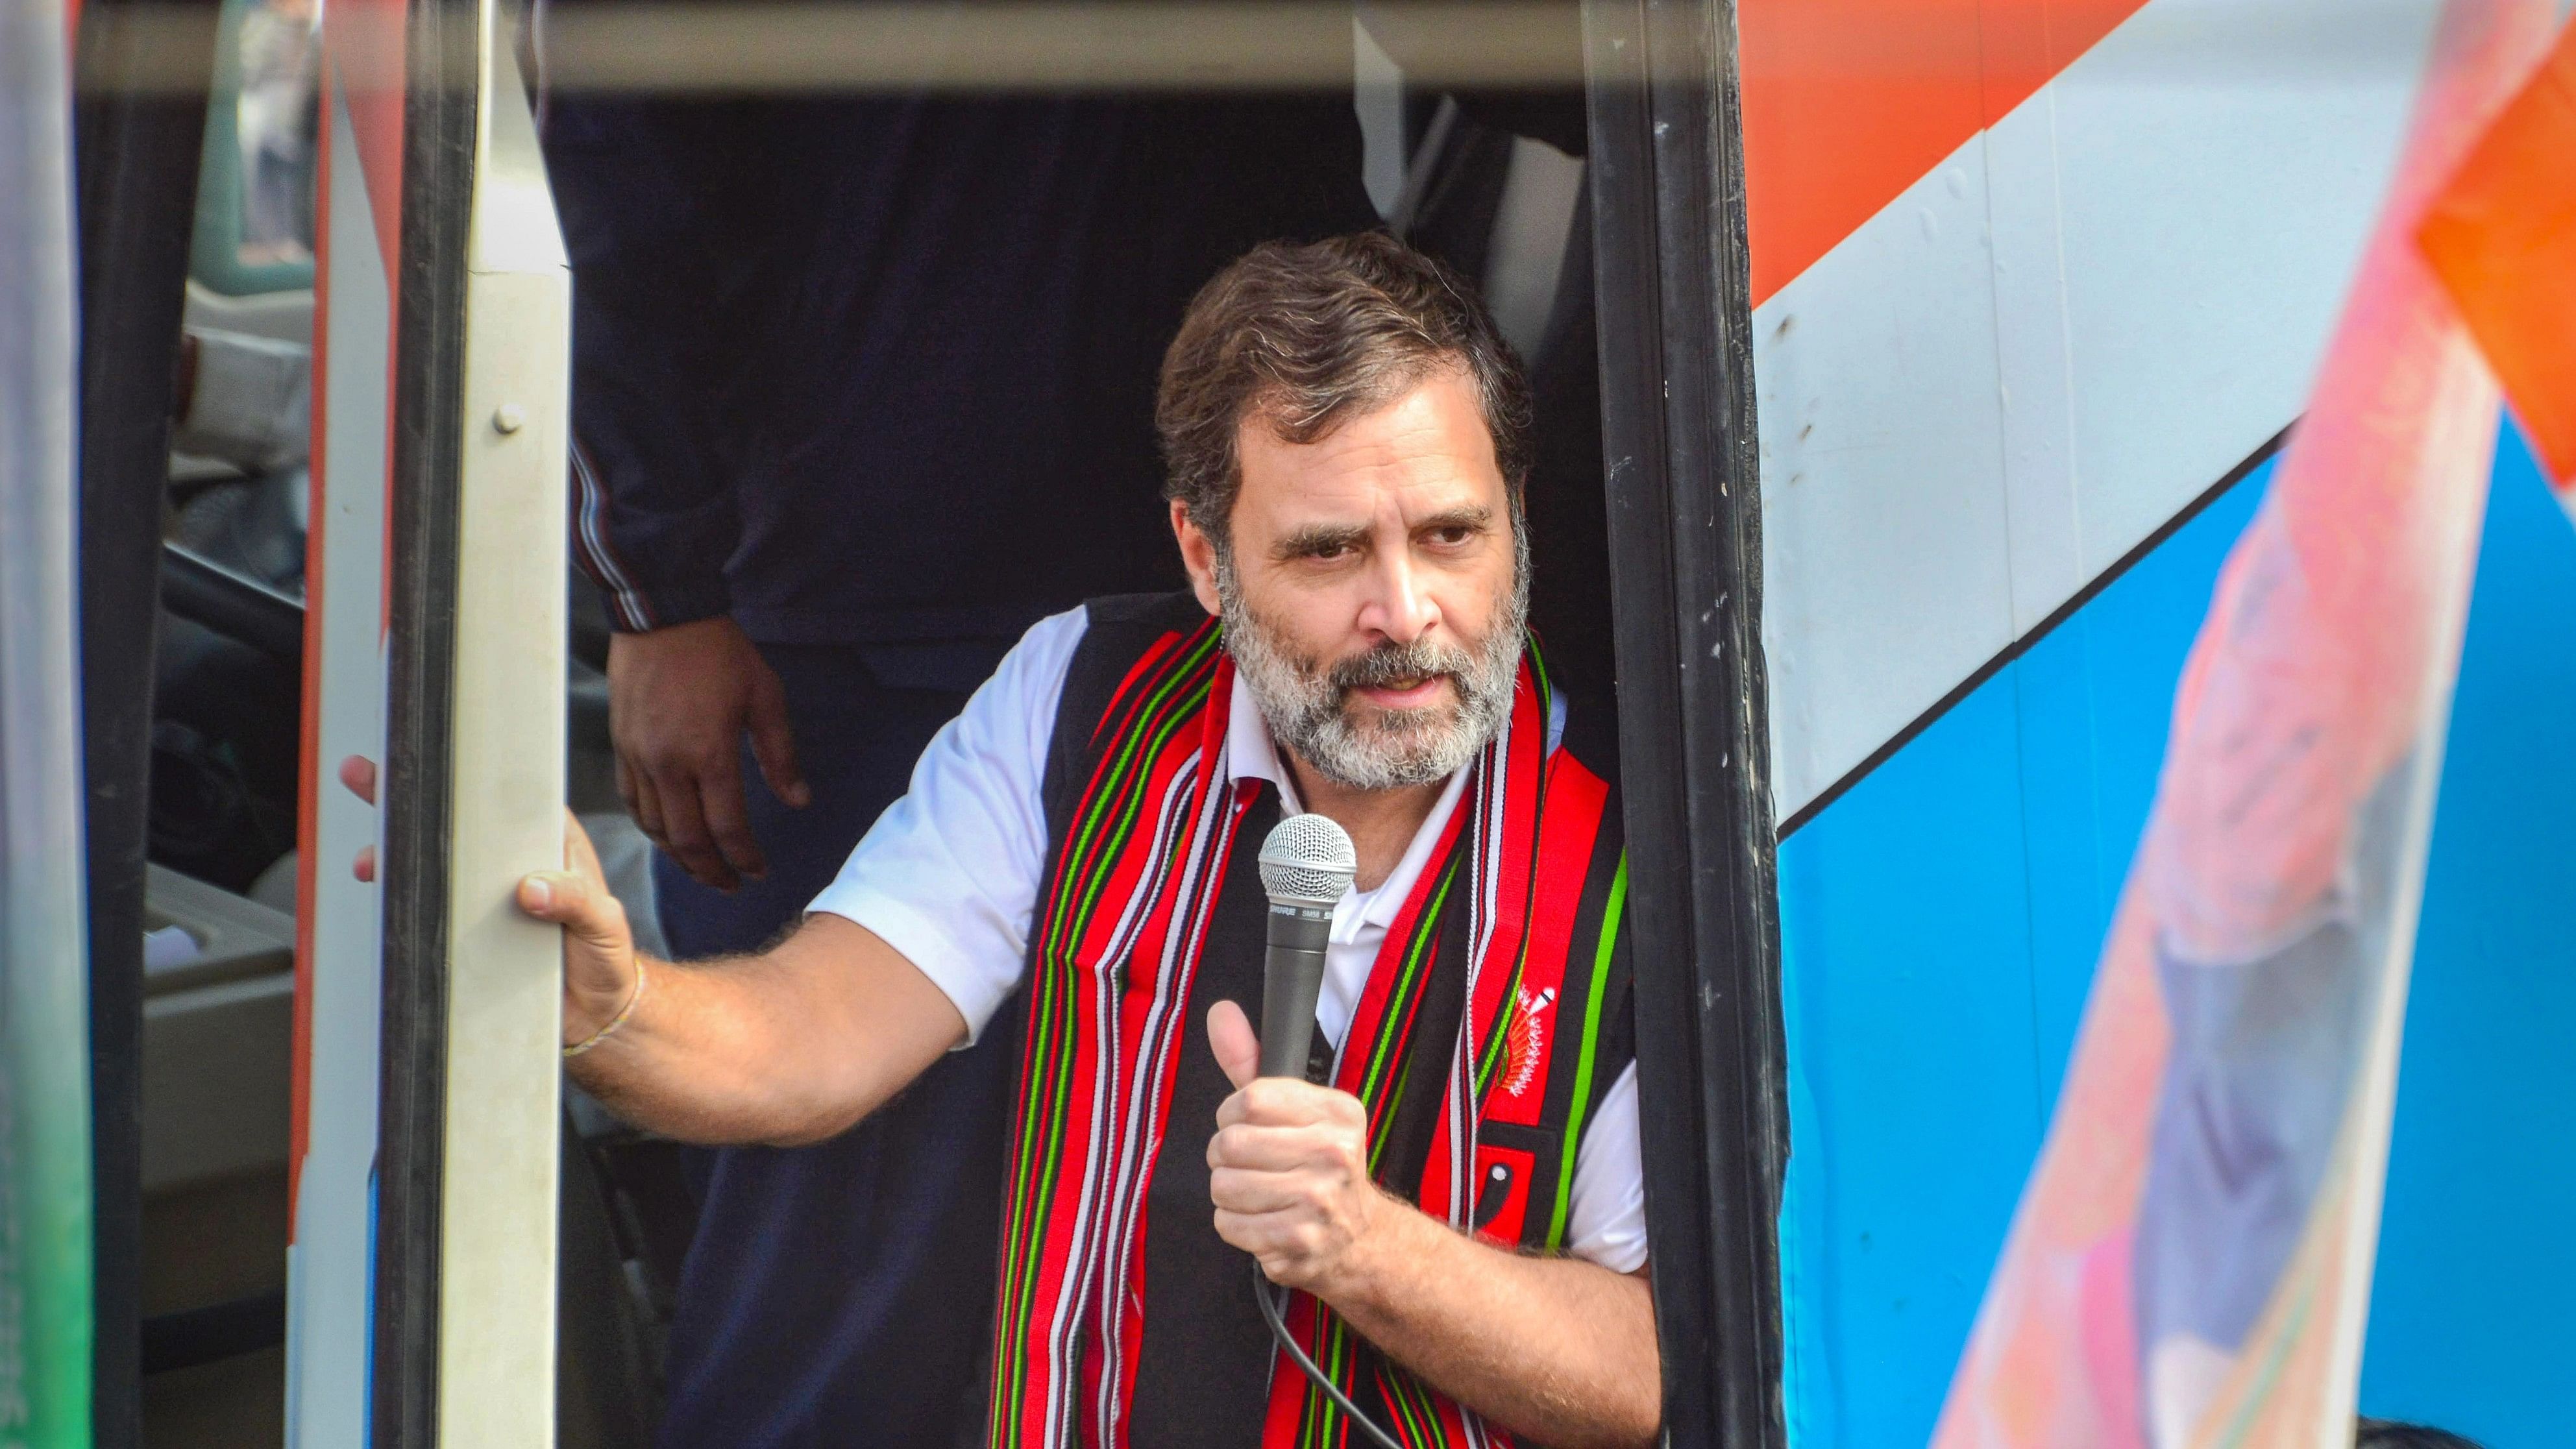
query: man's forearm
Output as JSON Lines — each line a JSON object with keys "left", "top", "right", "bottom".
{"left": 1318, "top": 1200, "right": 1660, "bottom": 1449}
{"left": 568, "top": 916, "right": 965, "bottom": 1147}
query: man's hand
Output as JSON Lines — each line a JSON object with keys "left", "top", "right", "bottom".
{"left": 607, "top": 616, "right": 809, "bottom": 890}
{"left": 1202, "top": 999, "right": 1661, "bottom": 1449}
{"left": 332, "top": 756, "right": 962, "bottom": 1145}
{"left": 1204, "top": 999, "right": 1390, "bottom": 1297}
{"left": 339, "top": 755, "right": 644, "bottom": 1048}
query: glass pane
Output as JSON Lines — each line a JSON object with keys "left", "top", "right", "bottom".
{"left": 232, "top": 0, "right": 318, "bottom": 267}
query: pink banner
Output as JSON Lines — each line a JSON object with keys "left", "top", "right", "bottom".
{"left": 1928, "top": 1, "right": 2555, "bottom": 1444}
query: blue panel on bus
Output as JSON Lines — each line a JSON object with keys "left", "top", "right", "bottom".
{"left": 1775, "top": 424, "right": 2576, "bottom": 1447}
{"left": 1775, "top": 465, "right": 2268, "bottom": 1447}
{"left": 2357, "top": 420, "right": 2576, "bottom": 1446}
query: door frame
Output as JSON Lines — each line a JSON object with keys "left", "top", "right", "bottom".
{"left": 373, "top": 0, "right": 573, "bottom": 1439}
{"left": 1580, "top": 1, "right": 1788, "bottom": 1444}
{"left": 72, "top": 0, "right": 228, "bottom": 1439}
{"left": 370, "top": 0, "right": 479, "bottom": 1430}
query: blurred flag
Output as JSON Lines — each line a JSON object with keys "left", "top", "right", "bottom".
{"left": 2421, "top": 16, "right": 2576, "bottom": 504}
{"left": 1929, "top": 1, "right": 2557, "bottom": 1445}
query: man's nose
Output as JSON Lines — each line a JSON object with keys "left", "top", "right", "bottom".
{"left": 1355, "top": 550, "right": 1438, "bottom": 644}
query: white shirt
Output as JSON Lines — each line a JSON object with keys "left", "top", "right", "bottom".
{"left": 811, "top": 607, "right": 1647, "bottom": 1273}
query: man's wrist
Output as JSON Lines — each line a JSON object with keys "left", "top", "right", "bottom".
{"left": 565, "top": 955, "right": 654, "bottom": 1049}
{"left": 610, "top": 577, "right": 731, "bottom": 633}
{"left": 565, "top": 957, "right": 649, "bottom": 1058}
{"left": 1314, "top": 1186, "right": 1432, "bottom": 1312}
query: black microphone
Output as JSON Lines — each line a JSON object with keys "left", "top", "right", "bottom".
{"left": 1247, "top": 813, "right": 1404, "bottom": 1449}
{"left": 1255, "top": 813, "right": 1358, "bottom": 1080}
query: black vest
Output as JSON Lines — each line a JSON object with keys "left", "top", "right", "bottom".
{"left": 988, "top": 591, "right": 1636, "bottom": 1449}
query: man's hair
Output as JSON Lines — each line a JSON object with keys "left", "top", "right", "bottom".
{"left": 1155, "top": 231, "right": 1534, "bottom": 546}
{"left": 2357, "top": 1419, "right": 2484, "bottom": 1449}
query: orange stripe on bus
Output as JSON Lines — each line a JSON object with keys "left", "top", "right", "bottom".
{"left": 286, "top": 54, "right": 338, "bottom": 1234}
{"left": 2420, "top": 16, "right": 2576, "bottom": 486}
{"left": 1741, "top": 0, "right": 2151, "bottom": 306}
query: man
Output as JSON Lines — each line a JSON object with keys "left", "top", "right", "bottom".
{"left": 514, "top": 234, "right": 1658, "bottom": 1447}
{"left": 535, "top": 25, "right": 1380, "bottom": 1440}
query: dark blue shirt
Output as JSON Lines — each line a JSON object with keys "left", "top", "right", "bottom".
{"left": 544, "top": 57, "right": 1377, "bottom": 677}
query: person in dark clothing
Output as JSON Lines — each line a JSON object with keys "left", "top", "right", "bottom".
{"left": 535, "top": 19, "right": 1380, "bottom": 1444}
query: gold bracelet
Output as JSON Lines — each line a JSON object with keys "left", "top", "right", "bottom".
{"left": 563, "top": 958, "right": 646, "bottom": 1059}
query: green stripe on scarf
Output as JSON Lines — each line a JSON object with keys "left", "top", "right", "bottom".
{"left": 1545, "top": 855, "right": 1626, "bottom": 1250}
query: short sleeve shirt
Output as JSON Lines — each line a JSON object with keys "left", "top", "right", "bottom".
{"left": 811, "top": 608, "right": 1647, "bottom": 1273}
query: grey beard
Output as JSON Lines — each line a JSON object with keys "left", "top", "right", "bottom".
{"left": 1215, "top": 542, "right": 1530, "bottom": 794}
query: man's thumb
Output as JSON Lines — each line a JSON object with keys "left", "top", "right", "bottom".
{"left": 518, "top": 870, "right": 622, "bottom": 947}
{"left": 1207, "top": 999, "right": 1260, "bottom": 1090}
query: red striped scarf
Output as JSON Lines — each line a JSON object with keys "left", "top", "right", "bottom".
{"left": 989, "top": 616, "right": 1618, "bottom": 1449}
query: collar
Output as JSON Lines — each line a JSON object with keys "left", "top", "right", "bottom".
{"left": 1223, "top": 666, "right": 1475, "bottom": 932}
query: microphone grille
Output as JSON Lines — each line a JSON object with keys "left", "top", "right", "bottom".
{"left": 1258, "top": 812, "right": 1358, "bottom": 907}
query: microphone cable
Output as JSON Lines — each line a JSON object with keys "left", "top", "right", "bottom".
{"left": 1253, "top": 1263, "right": 1405, "bottom": 1449}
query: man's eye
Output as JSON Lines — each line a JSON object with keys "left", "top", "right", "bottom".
{"left": 1427, "top": 526, "right": 1473, "bottom": 546}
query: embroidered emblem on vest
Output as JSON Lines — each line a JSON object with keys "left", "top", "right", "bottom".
{"left": 1499, "top": 986, "right": 1558, "bottom": 1101}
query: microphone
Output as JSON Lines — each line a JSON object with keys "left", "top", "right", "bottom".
{"left": 1247, "top": 814, "right": 1406, "bottom": 1449}
{"left": 1255, "top": 813, "right": 1358, "bottom": 1080}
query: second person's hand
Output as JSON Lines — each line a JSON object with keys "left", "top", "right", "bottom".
{"left": 607, "top": 616, "right": 809, "bottom": 891}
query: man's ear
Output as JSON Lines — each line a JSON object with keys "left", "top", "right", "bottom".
{"left": 1171, "top": 499, "right": 1223, "bottom": 615}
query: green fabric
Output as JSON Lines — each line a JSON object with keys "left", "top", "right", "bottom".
{"left": 1545, "top": 855, "right": 1626, "bottom": 1251}
{"left": 2, "top": 0, "right": 97, "bottom": 1424}
{"left": 2, "top": 933, "right": 95, "bottom": 1448}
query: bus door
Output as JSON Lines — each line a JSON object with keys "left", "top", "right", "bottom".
{"left": 293, "top": 0, "right": 571, "bottom": 1440}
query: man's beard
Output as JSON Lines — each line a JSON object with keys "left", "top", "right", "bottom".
{"left": 1216, "top": 536, "right": 1530, "bottom": 794}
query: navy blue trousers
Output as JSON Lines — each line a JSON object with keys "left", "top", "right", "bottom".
{"left": 652, "top": 643, "right": 1016, "bottom": 1449}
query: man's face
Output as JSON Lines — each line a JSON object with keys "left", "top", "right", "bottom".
{"left": 1173, "top": 366, "right": 1528, "bottom": 793}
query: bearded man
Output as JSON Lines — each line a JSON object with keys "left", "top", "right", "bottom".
{"left": 515, "top": 232, "right": 1658, "bottom": 1448}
